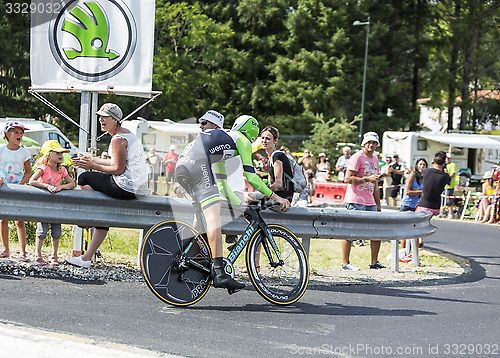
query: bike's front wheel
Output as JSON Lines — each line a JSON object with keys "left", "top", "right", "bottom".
{"left": 246, "top": 224, "right": 309, "bottom": 305}
{"left": 141, "top": 221, "right": 212, "bottom": 307}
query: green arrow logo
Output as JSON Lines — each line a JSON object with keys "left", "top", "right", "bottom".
{"left": 62, "top": 1, "right": 119, "bottom": 60}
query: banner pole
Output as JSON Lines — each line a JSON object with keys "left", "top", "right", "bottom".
{"left": 90, "top": 92, "right": 99, "bottom": 155}
{"left": 72, "top": 91, "right": 91, "bottom": 257}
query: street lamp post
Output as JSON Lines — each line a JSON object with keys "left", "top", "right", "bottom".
{"left": 353, "top": 17, "right": 370, "bottom": 141}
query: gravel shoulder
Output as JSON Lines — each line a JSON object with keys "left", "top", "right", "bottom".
{"left": 0, "top": 247, "right": 469, "bottom": 287}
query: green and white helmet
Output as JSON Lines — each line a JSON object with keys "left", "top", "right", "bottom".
{"left": 231, "top": 115, "right": 259, "bottom": 142}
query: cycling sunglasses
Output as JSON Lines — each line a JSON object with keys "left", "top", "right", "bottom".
{"left": 200, "top": 121, "right": 209, "bottom": 126}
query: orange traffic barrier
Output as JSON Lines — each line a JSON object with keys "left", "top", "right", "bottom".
{"left": 311, "top": 181, "right": 348, "bottom": 206}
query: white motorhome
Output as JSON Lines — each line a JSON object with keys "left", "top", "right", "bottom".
{"left": 382, "top": 131, "right": 500, "bottom": 180}
{"left": 121, "top": 118, "right": 201, "bottom": 156}
{"left": 0, "top": 118, "right": 78, "bottom": 156}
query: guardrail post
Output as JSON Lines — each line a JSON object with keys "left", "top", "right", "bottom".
{"left": 300, "top": 238, "right": 310, "bottom": 258}
{"left": 137, "top": 229, "right": 144, "bottom": 267}
{"left": 410, "top": 239, "right": 420, "bottom": 266}
{"left": 390, "top": 240, "right": 399, "bottom": 272}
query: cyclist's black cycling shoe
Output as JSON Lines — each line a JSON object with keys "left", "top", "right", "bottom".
{"left": 212, "top": 257, "right": 245, "bottom": 291}
{"left": 213, "top": 274, "right": 245, "bottom": 291}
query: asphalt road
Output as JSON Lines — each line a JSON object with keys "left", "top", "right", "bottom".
{"left": 1, "top": 219, "right": 499, "bottom": 358}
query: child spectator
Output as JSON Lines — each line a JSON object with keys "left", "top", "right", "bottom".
{"left": 0, "top": 121, "right": 31, "bottom": 261}
{"left": 29, "top": 140, "right": 76, "bottom": 266}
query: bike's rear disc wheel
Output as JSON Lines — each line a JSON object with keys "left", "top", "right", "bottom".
{"left": 141, "top": 221, "right": 212, "bottom": 306}
{"left": 246, "top": 225, "right": 309, "bottom": 305}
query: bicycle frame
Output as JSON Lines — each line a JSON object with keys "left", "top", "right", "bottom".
{"left": 185, "top": 200, "right": 285, "bottom": 271}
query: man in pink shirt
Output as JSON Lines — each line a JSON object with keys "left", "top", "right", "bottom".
{"left": 342, "top": 132, "right": 385, "bottom": 271}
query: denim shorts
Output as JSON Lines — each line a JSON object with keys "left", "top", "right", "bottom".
{"left": 345, "top": 203, "right": 378, "bottom": 211}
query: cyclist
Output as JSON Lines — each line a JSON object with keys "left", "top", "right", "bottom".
{"left": 175, "top": 112, "right": 291, "bottom": 291}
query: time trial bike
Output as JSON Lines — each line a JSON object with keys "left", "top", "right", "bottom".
{"left": 140, "top": 198, "right": 309, "bottom": 306}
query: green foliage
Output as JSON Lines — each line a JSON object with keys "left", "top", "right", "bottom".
{"left": 302, "top": 114, "right": 358, "bottom": 161}
{"left": 1, "top": 0, "right": 500, "bottom": 136}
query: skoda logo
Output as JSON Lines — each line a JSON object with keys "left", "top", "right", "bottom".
{"left": 48, "top": 0, "right": 137, "bottom": 82}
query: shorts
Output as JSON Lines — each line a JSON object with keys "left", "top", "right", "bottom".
{"left": 389, "top": 186, "right": 400, "bottom": 198}
{"left": 78, "top": 172, "right": 137, "bottom": 230}
{"left": 175, "top": 164, "right": 220, "bottom": 210}
{"left": 416, "top": 206, "right": 440, "bottom": 216}
{"left": 345, "top": 203, "right": 378, "bottom": 211}
{"left": 445, "top": 188, "right": 456, "bottom": 206}
{"left": 165, "top": 171, "right": 175, "bottom": 182}
{"left": 78, "top": 172, "right": 136, "bottom": 200}
{"left": 36, "top": 222, "right": 61, "bottom": 240}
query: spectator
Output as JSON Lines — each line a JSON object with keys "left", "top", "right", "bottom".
{"left": 416, "top": 151, "right": 451, "bottom": 246}
{"left": 29, "top": 140, "right": 76, "bottom": 266}
{"left": 260, "top": 126, "right": 294, "bottom": 201}
{"left": 477, "top": 170, "right": 495, "bottom": 222}
{"left": 335, "top": 146, "right": 351, "bottom": 182}
{"left": 315, "top": 153, "right": 331, "bottom": 181}
{"left": 66, "top": 103, "right": 148, "bottom": 268}
{"left": 298, "top": 149, "right": 315, "bottom": 173}
{"left": 388, "top": 154, "right": 404, "bottom": 206}
{"left": 399, "top": 158, "right": 428, "bottom": 258}
{"left": 440, "top": 153, "right": 458, "bottom": 219}
{"left": 146, "top": 147, "right": 162, "bottom": 195}
{"left": 292, "top": 169, "right": 315, "bottom": 207}
{"left": 342, "top": 131, "right": 385, "bottom": 271}
{"left": 380, "top": 155, "right": 393, "bottom": 206}
{"left": 0, "top": 121, "right": 31, "bottom": 261}
{"left": 164, "top": 144, "right": 179, "bottom": 196}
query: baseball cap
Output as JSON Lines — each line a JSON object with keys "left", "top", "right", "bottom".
{"left": 361, "top": 132, "right": 379, "bottom": 146}
{"left": 446, "top": 153, "right": 452, "bottom": 158}
{"left": 4, "top": 121, "right": 29, "bottom": 132}
{"left": 40, "top": 140, "right": 70, "bottom": 154}
{"left": 96, "top": 103, "right": 123, "bottom": 121}
{"left": 169, "top": 144, "right": 176, "bottom": 151}
{"left": 318, "top": 152, "right": 326, "bottom": 157}
{"left": 198, "top": 110, "right": 224, "bottom": 128}
{"left": 483, "top": 170, "right": 493, "bottom": 179}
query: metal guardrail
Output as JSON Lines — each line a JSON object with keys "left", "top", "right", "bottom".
{"left": 0, "top": 184, "right": 435, "bottom": 271}
{"left": 0, "top": 184, "right": 435, "bottom": 240}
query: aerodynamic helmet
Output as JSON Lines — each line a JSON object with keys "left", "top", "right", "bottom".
{"left": 231, "top": 115, "right": 259, "bottom": 142}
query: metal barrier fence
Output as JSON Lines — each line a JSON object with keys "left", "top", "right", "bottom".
{"left": 0, "top": 184, "right": 435, "bottom": 271}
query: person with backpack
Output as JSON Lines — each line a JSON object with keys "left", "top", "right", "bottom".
{"left": 260, "top": 126, "right": 305, "bottom": 201}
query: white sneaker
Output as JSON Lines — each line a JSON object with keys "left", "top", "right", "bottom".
{"left": 342, "top": 263, "right": 360, "bottom": 271}
{"left": 64, "top": 256, "right": 91, "bottom": 268}
{"left": 447, "top": 214, "right": 454, "bottom": 219}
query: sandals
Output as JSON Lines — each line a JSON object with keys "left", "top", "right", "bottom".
{"left": 50, "top": 256, "right": 59, "bottom": 267}
{"left": 34, "top": 257, "right": 48, "bottom": 266}
{"left": 0, "top": 251, "right": 9, "bottom": 259}
{"left": 18, "top": 256, "right": 29, "bottom": 262}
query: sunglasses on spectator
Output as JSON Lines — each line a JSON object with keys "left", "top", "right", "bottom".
{"left": 200, "top": 121, "right": 208, "bottom": 125}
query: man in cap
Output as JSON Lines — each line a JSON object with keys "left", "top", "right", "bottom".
{"left": 199, "top": 109, "right": 224, "bottom": 131}
{"left": 440, "top": 153, "right": 458, "bottom": 218}
{"left": 342, "top": 131, "right": 385, "bottom": 270}
{"left": 164, "top": 144, "right": 178, "bottom": 196}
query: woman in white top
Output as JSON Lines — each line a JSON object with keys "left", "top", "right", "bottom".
{"left": 65, "top": 103, "right": 147, "bottom": 268}
{"left": 315, "top": 153, "right": 330, "bottom": 181}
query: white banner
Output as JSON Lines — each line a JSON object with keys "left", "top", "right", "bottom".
{"left": 30, "top": 0, "right": 155, "bottom": 97}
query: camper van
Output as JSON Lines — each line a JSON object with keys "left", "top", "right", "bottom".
{"left": 0, "top": 118, "right": 78, "bottom": 157}
{"left": 382, "top": 131, "right": 500, "bottom": 180}
{"left": 121, "top": 118, "right": 201, "bottom": 156}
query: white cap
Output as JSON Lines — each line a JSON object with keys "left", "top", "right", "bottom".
{"left": 361, "top": 132, "right": 379, "bottom": 146}
{"left": 199, "top": 110, "right": 224, "bottom": 128}
{"left": 169, "top": 144, "right": 176, "bottom": 151}
{"left": 318, "top": 152, "right": 326, "bottom": 157}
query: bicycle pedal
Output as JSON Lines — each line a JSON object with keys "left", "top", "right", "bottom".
{"left": 227, "top": 287, "right": 242, "bottom": 295}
